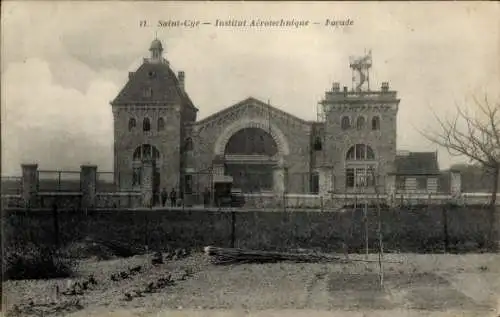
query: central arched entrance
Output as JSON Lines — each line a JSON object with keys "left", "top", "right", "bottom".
{"left": 224, "top": 127, "right": 278, "bottom": 193}
{"left": 132, "top": 144, "right": 161, "bottom": 203}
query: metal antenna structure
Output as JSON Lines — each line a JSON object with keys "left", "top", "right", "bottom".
{"left": 349, "top": 49, "right": 372, "bottom": 92}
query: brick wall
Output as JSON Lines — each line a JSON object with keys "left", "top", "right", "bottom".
{"left": 114, "top": 105, "right": 182, "bottom": 191}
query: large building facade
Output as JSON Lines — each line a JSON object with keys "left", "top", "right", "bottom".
{"left": 111, "top": 39, "right": 440, "bottom": 200}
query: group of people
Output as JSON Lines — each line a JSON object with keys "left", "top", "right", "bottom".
{"left": 159, "top": 187, "right": 213, "bottom": 207}
{"left": 160, "top": 187, "right": 180, "bottom": 207}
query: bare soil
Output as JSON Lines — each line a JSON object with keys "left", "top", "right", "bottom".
{"left": 2, "top": 253, "right": 500, "bottom": 317}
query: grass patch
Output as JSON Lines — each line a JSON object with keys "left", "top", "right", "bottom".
{"left": 3, "top": 243, "right": 75, "bottom": 280}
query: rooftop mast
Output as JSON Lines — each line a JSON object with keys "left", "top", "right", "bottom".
{"left": 349, "top": 49, "right": 372, "bottom": 92}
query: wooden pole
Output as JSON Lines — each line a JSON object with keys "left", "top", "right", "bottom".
{"left": 145, "top": 206, "right": 149, "bottom": 252}
{"left": 364, "top": 199, "right": 369, "bottom": 260}
{"left": 376, "top": 193, "right": 384, "bottom": 289}
{"left": 372, "top": 168, "right": 384, "bottom": 289}
{"left": 52, "top": 202, "right": 60, "bottom": 249}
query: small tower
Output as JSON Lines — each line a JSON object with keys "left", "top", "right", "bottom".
{"left": 149, "top": 38, "right": 164, "bottom": 63}
{"left": 110, "top": 38, "right": 198, "bottom": 202}
{"left": 319, "top": 51, "right": 400, "bottom": 193}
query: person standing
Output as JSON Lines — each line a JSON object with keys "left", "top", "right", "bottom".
{"left": 169, "top": 188, "right": 177, "bottom": 207}
{"left": 203, "top": 187, "right": 211, "bottom": 207}
{"left": 161, "top": 188, "right": 168, "bottom": 207}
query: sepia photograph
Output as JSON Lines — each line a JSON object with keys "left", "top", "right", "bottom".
{"left": 1, "top": 1, "right": 499, "bottom": 316}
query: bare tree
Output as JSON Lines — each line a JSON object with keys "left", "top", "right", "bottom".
{"left": 420, "top": 95, "right": 499, "bottom": 248}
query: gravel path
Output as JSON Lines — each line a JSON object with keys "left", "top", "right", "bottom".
{"left": 3, "top": 253, "right": 499, "bottom": 316}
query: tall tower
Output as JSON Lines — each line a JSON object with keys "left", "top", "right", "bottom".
{"left": 110, "top": 38, "right": 198, "bottom": 197}
{"left": 319, "top": 51, "right": 400, "bottom": 193}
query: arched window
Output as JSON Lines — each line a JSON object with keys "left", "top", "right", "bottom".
{"left": 157, "top": 117, "right": 165, "bottom": 131}
{"left": 184, "top": 137, "right": 193, "bottom": 151}
{"left": 372, "top": 116, "right": 380, "bottom": 130}
{"left": 346, "top": 144, "right": 375, "bottom": 160}
{"left": 128, "top": 118, "right": 136, "bottom": 131}
{"left": 133, "top": 144, "right": 160, "bottom": 161}
{"left": 143, "top": 118, "right": 151, "bottom": 132}
{"left": 356, "top": 116, "right": 366, "bottom": 130}
{"left": 224, "top": 128, "right": 278, "bottom": 156}
{"left": 345, "top": 144, "right": 376, "bottom": 189}
{"left": 341, "top": 116, "right": 351, "bottom": 130}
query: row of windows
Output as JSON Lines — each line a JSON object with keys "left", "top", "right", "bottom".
{"left": 128, "top": 117, "right": 165, "bottom": 132}
{"left": 346, "top": 166, "right": 376, "bottom": 188}
{"left": 129, "top": 117, "right": 381, "bottom": 133}
{"left": 341, "top": 115, "right": 380, "bottom": 131}
{"left": 313, "top": 142, "right": 376, "bottom": 161}
{"left": 396, "top": 176, "right": 428, "bottom": 190}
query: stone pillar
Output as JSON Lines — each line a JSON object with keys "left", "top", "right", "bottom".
{"left": 318, "top": 167, "right": 334, "bottom": 196}
{"left": 450, "top": 170, "right": 462, "bottom": 198}
{"left": 385, "top": 174, "right": 396, "bottom": 205}
{"left": 141, "top": 159, "right": 154, "bottom": 207}
{"left": 21, "top": 163, "right": 38, "bottom": 208}
{"left": 80, "top": 165, "right": 97, "bottom": 209}
{"left": 273, "top": 165, "right": 286, "bottom": 194}
{"left": 212, "top": 155, "right": 225, "bottom": 183}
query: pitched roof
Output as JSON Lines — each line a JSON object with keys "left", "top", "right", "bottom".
{"left": 394, "top": 152, "right": 440, "bottom": 175}
{"left": 111, "top": 60, "right": 196, "bottom": 110}
{"left": 194, "top": 97, "right": 310, "bottom": 126}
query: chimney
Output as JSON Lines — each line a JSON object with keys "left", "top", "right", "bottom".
{"left": 178, "top": 71, "right": 185, "bottom": 91}
{"left": 128, "top": 72, "right": 134, "bottom": 80}
{"left": 332, "top": 82, "right": 340, "bottom": 92}
{"left": 381, "top": 82, "right": 389, "bottom": 92}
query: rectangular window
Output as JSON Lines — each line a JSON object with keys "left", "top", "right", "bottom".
{"left": 416, "top": 176, "right": 427, "bottom": 190}
{"left": 346, "top": 165, "right": 376, "bottom": 188}
{"left": 132, "top": 167, "right": 142, "bottom": 186}
{"left": 346, "top": 168, "right": 355, "bottom": 188}
{"left": 310, "top": 172, "right": 319, "bottom": 194}
{"left": 184, "top": 174, "right": 193, "bottom": 194}
{"left": 366, "top": 170, "right": 375, "bottom": 187}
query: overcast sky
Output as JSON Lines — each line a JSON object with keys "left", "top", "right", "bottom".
{"left": 2, "top": 1, "right": 499, "bottom": 175}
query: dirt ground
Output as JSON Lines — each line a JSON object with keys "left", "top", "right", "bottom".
{"left": 2, "top": 252, "right": 500, "bottom": 317}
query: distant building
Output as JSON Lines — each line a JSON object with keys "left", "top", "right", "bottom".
{"left": 110, "top": 39, "right": 439, "bottom": 198}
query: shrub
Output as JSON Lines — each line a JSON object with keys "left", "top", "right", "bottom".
{"left": 3, "top": 243, "right": 74, "bottom": 280}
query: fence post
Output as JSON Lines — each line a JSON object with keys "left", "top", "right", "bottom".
{"left": 144, "top": 207, "right": 149, "bottom": 252}
{"left": 21, "top": 164, "right": 39, "bottom": 209}
{"left": 52, "top": 202, "right": 60, "bottom": 248}
{"left": 58, "top": 171, "right": 63, "bottom": 192}
{"left": 80, "top": 165, "right": 97, "bottom": 209}
{"left": 230, "top": 208, "right": 236, "bottom": 248}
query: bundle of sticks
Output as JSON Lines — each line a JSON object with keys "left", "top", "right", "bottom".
{"left": 204, "top": 246, "right": 404, "bottom": 265}
{"left": 204, "top": 246, "right": 349, "bottom": 265}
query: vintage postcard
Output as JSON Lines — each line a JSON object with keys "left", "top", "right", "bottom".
{"left": 1, "top": 1, "right": 499, "bottom": 317}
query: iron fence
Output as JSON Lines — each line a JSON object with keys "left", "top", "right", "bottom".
{"left": 37, "top": 170, "right": 81, "bottom": 192}
{"left": 1, "top": 176, "right": 22, "bottom": 195}
{"left": 96, "top": 171, "right": 117, "bottom": 192}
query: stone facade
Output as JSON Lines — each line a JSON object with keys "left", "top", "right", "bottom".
{"left": 110, "top": 39, "right": 439, "bottom": 197}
